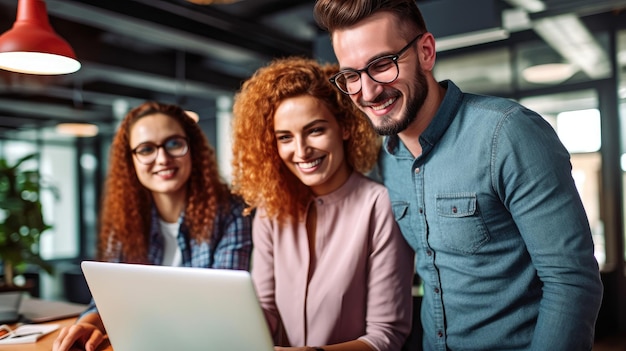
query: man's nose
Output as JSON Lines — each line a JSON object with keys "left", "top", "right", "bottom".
{"left": 360, "top": 73, "right": 382, "bottom": 102}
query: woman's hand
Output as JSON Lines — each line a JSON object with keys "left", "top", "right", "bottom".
{"left": 52, "top": 322, "right": 106, "bottom": 351}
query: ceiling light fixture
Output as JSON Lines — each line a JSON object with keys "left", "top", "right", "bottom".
{"left": 185, "top": 0, "right": 241, "bottom": 4}
{"left": 533, "top": 14, "right": 609, "bottom": 80}
{"left": 435, "top": 28, "right": 509, "bottom": 52}
{"left": 185, "top": 110, "right": 200, "bottom": 122}
{"left": 0, "top": 0, "right": 81, "bottom": 75}
{"left": 503, "top": 0, "right": 546, "bottom": 13}
{"left": 56, "top": 123, "right": 98, "bottom": 137}
{"left": 522, "top": 62, "right": 577, "bottom": 84}
{"left": 519, "top": 43, "right": 579, "bottom": 84}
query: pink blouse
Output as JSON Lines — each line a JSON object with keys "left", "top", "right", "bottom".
{"left": 252, "top": 172, "right": 414, "bottom": 351}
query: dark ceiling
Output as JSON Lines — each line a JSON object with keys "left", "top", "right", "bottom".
{"left": 0, "top": 0, "right": 316, "bottom": 138}
{"left": 0, "top": 0, "right": 625, "bottom": 140}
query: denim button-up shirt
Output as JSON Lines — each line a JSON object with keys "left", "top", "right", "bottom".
{"left": 379, "top": 80, "right": 603, "bottom": 350}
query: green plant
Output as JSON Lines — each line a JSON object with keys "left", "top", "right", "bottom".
{"left": 0, "top": 153, "right": 55, "bottom": 287}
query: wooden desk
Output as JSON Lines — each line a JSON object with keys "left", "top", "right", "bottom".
{"left": 2, "top": 318, "right": 112, "bottom": 351}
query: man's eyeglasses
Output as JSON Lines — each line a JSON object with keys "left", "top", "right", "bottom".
{"left": 131, "top": 135, "right": 189, "bottom": 165}
{"left": 329, "top": 33, "right": 425, "bottom": 95}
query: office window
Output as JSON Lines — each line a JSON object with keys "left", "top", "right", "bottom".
{"left": 619, "top": 29, "right": 626, "bottom": 264}
{"left": 0, "top": 139, "right": 79, "bottom": 260}
{"left": 435, "top": 47, "right": 513, "bottom": 95}
{"left": 40, "top": 144, "right": 79, "bottom": 259}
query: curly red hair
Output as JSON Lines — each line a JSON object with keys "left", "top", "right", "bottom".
{"left": 98, "top": 101, "right": 231, "bottom": 263}
{"left": 231, "top": 57, "right": 381, "bottom": 222}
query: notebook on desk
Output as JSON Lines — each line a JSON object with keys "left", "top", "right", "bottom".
{"left": 81, "top": 261, "right": 274, "bottom": 351}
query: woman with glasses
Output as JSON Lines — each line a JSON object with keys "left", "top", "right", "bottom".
{"left": 231, "top": 57, "right": 414, "bottom": 351}
{"left": 53, "top": 101, "right": 252, "bottom": 351}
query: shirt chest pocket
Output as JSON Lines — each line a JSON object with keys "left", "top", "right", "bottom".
{"left": 435, "top": 193, "right": 490, "bottom": 255}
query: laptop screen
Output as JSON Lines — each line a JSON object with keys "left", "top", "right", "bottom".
{"left": 0, "top": 292, "right": 22, "bottom": 324}
{"left": 81, "top": 261, "right": 274, "bottom": 351}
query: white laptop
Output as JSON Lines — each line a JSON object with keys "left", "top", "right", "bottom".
{"left": 81, "top": 261, "right": 274, "bottom": 351}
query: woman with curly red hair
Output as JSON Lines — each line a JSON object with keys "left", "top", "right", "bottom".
{"left": 231, "top": 57, "right": 414, "bottom": 351}
{"left": 53, "top": 101, "right": 252, "bottom": 351}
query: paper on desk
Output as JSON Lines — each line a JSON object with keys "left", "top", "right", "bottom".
{"left": 0, "top": 323, "right": 59, "bottom": 344}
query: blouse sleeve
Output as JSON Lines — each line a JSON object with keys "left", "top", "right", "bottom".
{"left": 250, "top": 208, "right": 284, "bottom": 345}
{"left": 359, "top": 188, "right": 415, "bottom": 351}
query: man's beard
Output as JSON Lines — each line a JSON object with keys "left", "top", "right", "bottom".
{"left": 366, "top": 67, "right": 428, "bottom": 136}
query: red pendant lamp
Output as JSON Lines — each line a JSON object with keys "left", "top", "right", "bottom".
{"left": 0, "top": 0, "right": 80, "bottom": 75}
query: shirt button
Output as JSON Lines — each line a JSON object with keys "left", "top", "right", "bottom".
{"left": 426, "top": 250, "right": 432, "bottom": 256}
{"left": 419, "top": 208, "right": 424, "bottom": 214}
{"left": 317, "top": 199, "right": 323, "bottom": 205}
{"left": 437, "top": 330, "right": 444, "bottom": 338}
{"left": 434, "top": 287, "right": 440, "bottom": 294}
{"left": 414, "top": 168, "right": 420, "bottom": 174}
{"left": 452, "top": 206, "right": 457, "bottom": 213}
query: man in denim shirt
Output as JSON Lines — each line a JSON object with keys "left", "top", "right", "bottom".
{"left": 314, "top": 0, "right": 603, "bottom": 350}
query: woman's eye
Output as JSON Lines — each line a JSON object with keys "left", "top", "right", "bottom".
{"left": 166, "top": 140, "right": 181, "bottom": 148}
{"left": 310, "top": 127, "right": 324, "bottom": 135}
{"left": 165, "top": 139, "right": 184, "bottom": 150}
{"left": 135, "top": 145, "right": 156, "bottom": 155}
{"left": 276, "top": 135, "right": 291, "bottom": 142}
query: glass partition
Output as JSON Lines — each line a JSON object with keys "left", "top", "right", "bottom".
{"left": 0, "top": 139, "right": 79, "bottom": 260}
{"left": 434, "top": 47, "right": 513, "bottom": 94}
{"left": 619, "top": 29, "right": 626, "bottom": 265}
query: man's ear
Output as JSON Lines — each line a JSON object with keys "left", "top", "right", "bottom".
{"left": 419, "top": 32, "right": 437, "bottom": 72}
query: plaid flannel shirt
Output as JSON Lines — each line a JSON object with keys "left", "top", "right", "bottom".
{"left": 81, "top": 195, "right": 252, "bottom": 317}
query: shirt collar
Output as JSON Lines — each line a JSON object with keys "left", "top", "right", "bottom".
{"left": 310, "top": 171, "right": 360, "bottom": 205}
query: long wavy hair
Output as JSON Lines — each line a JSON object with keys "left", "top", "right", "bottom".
{"left": 98, "top": 101, "right": 231, "bottom": 263}
{"left": 231, "top": 57, "right": 380, "bottom": 222}
{"left": 313, "top": 0, "right": 427, "bottom": 39}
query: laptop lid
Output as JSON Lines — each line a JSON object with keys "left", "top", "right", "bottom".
{"left": 0, "top": 292, "right": 22, "bottom": 324}
{"left": 80, "top": 261, "right": 274, "bottom": 351}
{"left": 18, "top": 296, "right": 87, "bottom": 323}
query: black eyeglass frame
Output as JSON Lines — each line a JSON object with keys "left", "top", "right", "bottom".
{"left": 329, "top": 33, "right": 425, "bottom": 95}
{"left": 131, "top": 135, "right": 190, "bottom": 165}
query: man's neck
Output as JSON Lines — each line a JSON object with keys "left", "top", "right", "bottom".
{"left": 398, "top": 82, "right": 446, "bottom": 158}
